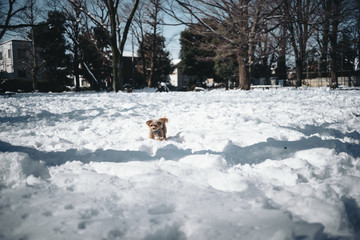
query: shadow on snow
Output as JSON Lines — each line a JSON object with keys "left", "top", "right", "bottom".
{"left": 222, "top": 135, "right": 360, "bottom": 165}
{"left": 0, "top": 131, "right": 359, "bottom": 167}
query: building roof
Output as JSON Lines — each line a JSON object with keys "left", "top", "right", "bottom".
{"left": 171, "top": 59, "right": 181, "bottom": 66}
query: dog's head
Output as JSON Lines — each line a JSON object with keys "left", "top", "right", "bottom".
{"left": 146, "top": 118, "right": 168, "bottom": 132}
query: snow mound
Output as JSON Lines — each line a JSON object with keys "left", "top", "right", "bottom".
{"left": 178, "top": 154, "right": 227, "bottom": 169}
{"left": 0, "top": 152, "right": 49, "bottom": 188}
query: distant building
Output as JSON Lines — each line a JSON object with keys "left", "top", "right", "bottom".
{"left": 0, "top": 40, "right": 144, "bottom": 90}
{"left": 169, "top": 59, "right": 188, "bottom": 90}
{"left": 0, "top": 40, "right": 32, "bottom": 81}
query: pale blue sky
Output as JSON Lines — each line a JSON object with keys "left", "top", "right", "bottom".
{"left": 163, "top": 24, "right": 185, "bottom": 60}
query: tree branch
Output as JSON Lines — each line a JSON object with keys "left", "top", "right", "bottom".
{"left": 119, "top": 0, "right": 139, "bottom": 54}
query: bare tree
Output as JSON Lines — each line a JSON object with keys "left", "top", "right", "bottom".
{"left": 131, "top": 2, "right": 148, "bottom": 87}
{"left": 315, "top": 0, "right": 356, "bottom": 88}
{"left": 317, "top": 0, "right": 331, "bottom": 77}
{"left": 281, "top": 0, "right": 321, "bottom": 87}
{"left": 146, "top": 0, "right": 163, "bottom": 88}
{"left": 22, "top": 0, "right": 43, "bottom": 91}
{"left": 71, "top": 0, "right": 139, "bottom": 92}
{"left": 275, "top": 24, "right": 290, "bottom": 82}
{"left": 328, "top": 0, "right": 342, "bottom": 88}
{"left": 0, "top": 0, "right": 27, "bottom": 40}
{"left": 63, "top": 0, "right": 85, "bottom": 91}
{"left": 328, "top": 0, "right": 355, "bottom": 88}
{"left": 164, "top": 0, "right": 280, "bottom": 90}
{"left": 132, "top": 0, "right": 173, "bottom": 88}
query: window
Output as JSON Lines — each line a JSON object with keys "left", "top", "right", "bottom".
{"left": 8, "top": 49, "right": 11, "bottom": 58}
{"left": 0, "top": 52, "right": 2, "bottom": 60}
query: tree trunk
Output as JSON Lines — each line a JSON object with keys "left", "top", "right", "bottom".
{"left": 73, "top": 37, "right": 80, "bottom": 91}
{"left": 74, "top": 10, "right": 80, "bottom": 92}
{"left": 29, "top": 1, "right": 38, "bottom": 92}
{"left": 74, "top": 49, "right": 80, "bottom": 91}
{"left": 295, "top": 58, "right": 303, "bottom": 87}
{"left": 329, "top": 36, "right": 338, "bottom": 88}
{"left": 111, "top": 45, "right": 120, "bottom": 91}
{"left": 329, "top": 55, "right": 337, "bottom": 88}
{"left": 148, "top": 0, "right": 161, "bottom": 88}
{"left": 110, "top": 20, "right": 120, "bottom": 92}
{"left": 262, "top": 44, "right": 270, "bottom": 85}
{"left": 149, "top": 38, "right": 155, "bottom": 87}
{"left": 140, "top": 45, "right": 147, "bottom": 87}
{"left": 277, "top": 53, "right": 287, "bottom": 82}
{"left": 238, "top": 54, "right": 250, "bottom": 90}
{"left": 319, "top": 14, "right": 329, "bottom": 77}
{"left": 149, "top": 34, "right": 156, "bottom": 88}
{"left": 119, "top": 56, "right": 124, "bottom": 90}
{"left": 278, "top": 26, "right": 287, "bottom": 82}
{"left": 31, "top": 28, "right": 38, "bottom": 91}
{"left": 109, "top": 5, "right": 121, "bottom": 92}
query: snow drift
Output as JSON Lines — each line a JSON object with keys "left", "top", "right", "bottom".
{"left": 0, "top": 88, "right": 359, "bottom": 240}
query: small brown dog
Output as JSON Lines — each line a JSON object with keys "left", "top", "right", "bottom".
{"left": 146, "top": 117, "right": 168, "bottom": 140}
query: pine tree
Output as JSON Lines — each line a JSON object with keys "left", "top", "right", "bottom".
{"left": 178, "top": 28, "right": 215, "bottom": 82}
{"left": 137, "top": 34, "right": 172, "bottom": 87}
{"left": 33, "top": 11, "right": 71, "bottom": 91}
{"left": 78, "top": 27, "right": 112, "bottom": 90}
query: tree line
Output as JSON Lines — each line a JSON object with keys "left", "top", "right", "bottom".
{"left": 1, "top": 0, "right": 359, "bottom": 91}
{"left": 167, "top": 0, "right": 360, "bottom": 89}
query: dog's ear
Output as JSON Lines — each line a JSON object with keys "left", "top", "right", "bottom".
{"left": 159, "top": 117, "right": 168, "bottom": 123}
{"left": 146, "top": 120, "right": 152, "bottom": 126}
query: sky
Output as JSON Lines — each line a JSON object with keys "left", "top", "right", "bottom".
{"left": 163, "top": 24, "right": 186, "bottom": 60}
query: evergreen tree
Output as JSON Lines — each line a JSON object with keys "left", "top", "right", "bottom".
{"left": 33, "top": 11, "right": 71, "bottom": 91}
{"left": 137, "top": 33, "right": 172, "bottom": 87}
{"left": 214, "top": 56, "right": 238, "bottom": 89}
{"left": 78, "top": 27, "right": 112, "bottom": 90}
{"left": 178, "top": 27, "right": 215, "bottom": 86}
{"left": 276, "top": 55, "right": 287, "bottom": 81}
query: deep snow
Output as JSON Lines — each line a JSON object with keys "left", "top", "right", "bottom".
{"left": 0, "top": 88, "right": 360, "bottom": 240}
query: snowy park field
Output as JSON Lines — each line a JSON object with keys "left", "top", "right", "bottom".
{"left": 0, "top": 88, "right": 360, "bottom": 240}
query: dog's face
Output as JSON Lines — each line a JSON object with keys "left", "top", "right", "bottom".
{"left": 146, "top": 119, "right": 164, "bottom": 132}
{"left": 146, "top": 118, "right": 168, "bottom": 140}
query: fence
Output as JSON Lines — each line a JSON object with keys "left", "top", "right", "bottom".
{"left": 301, "top": 71, "right": 360, "bottom": 87}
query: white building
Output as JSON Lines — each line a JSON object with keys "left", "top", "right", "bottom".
{"left": 169, "top": 59, "right": 188, "bottom": 90}
{"left": 0, "top": 40, "right": 33, "bottom": 81}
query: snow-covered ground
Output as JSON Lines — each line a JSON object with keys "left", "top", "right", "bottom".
{"left": 0, "top": 88, "right": 360, "bottom": 240}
